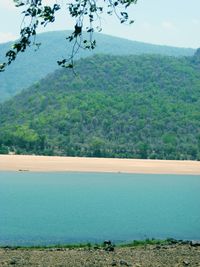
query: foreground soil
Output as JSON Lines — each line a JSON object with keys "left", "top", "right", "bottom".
{"left": 0, "top": 244, "right": 200, "bottom": 267}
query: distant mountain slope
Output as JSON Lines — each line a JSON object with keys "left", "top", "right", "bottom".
{"left": 0, "top": 31, "right": 195, "bottom": 102}
{"left": 0, "top": 53, "right": 200, "bottom": 160}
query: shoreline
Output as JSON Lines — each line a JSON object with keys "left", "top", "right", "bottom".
{"left": 0, "top": 239, "right": 199, "bottom": 248}
{"left": 0, "top": 154, "right": 200, "bottom": 175}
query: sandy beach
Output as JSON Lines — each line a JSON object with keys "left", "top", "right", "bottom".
{"left": 0, "top": 154, "right": 200, "bottom": 175}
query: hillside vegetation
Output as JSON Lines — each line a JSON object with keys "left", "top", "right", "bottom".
{"left": 0, "top": 31, "right": 195, "bottom": 102}
{"left": 0, "top": 51, "right": 200, "bottom": 160}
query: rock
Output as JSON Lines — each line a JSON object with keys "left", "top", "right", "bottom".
{"left": 119, "top": 259, "right": 131, "bottom": 266}
{"left": 180, "top": 240, "right": 190, "bottom": 245}
{"left": 55, "top": 248, "right": 64, "bottom": 251}
{"left": 167, "top": 238, "right": 178, "bottom": 244}
{"left": 104, "top": 240, "right": 115, "bottom": 252}
{"left": 183, "top": 260, "right": 190, "bottom": 266}
{"left": 155, "top": 245, "right": 161, "bottom": 249}
{"left": 111, "top": 260, "right": 117, "bottom": 266}
{"left": 49, "top": 248, "right": 64, "bottom": 251}
{"left": 10, "top": 259, "right": 17, "bottom": 265}
{"left": 161, "top": 245, "right": 169, "bottom": 249}
{"left": 190, "top": 240, "right": 200, "bottom": 247}
{"left": 105, "top": 245, "right": 115, "bottom": 252}
{"left": 104, "top": 240, "right": 112, "bottom": 245}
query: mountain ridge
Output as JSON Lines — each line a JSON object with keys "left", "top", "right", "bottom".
{"left": 0, "top": 30, "right": 195, "bottom": 102}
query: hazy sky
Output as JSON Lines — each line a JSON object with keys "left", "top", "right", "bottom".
{"left": 0, "top": 0, "right": 200, "bottom": 48}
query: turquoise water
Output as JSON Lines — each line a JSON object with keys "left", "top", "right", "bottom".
{"left": 0, "top": 172, "right": 200, "bottom": 245}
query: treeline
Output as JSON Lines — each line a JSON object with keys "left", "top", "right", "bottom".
{"left": 0, "top": 52, "right": 200, "bottom": 160}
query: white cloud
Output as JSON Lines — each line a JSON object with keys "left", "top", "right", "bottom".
{"left": 141, "top": 22, "right": 153, "bottom": 31}
{"left": 192, "top": 19, "right": 200, "bottom": 26}
{"left": 161, "top": 21, "right": 175, "bottom": 30}
{"left": 0, "top": 32, "right": 17, "bottom": 43}
{"left": 0, "top": 0, "right": 16, "bottom": 10}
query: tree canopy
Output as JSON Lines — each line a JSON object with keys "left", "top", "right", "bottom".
{"left": 0, "top": 0, "right": 137, "bottom": 71}
{"left": 1, "top": 53, "right": 200, "bottom": 160}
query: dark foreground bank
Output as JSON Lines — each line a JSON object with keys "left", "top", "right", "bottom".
{"left": 1, "top": 240, "right": 200, "bottom": 267}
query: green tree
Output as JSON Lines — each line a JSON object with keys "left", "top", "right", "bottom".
{"left": 0, "top": 0, "right": 137, "bottom": 71}
{"left": 90, "top": 137, "right": 106, "bottom": 157}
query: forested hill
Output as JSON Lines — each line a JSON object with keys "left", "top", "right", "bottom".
{"left": 0, "top": 52, "right": 200, "bottom": 160}
{"left": 0, "top": 30, "right": 195, "bottom": 102}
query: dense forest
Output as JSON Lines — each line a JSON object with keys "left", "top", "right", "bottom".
{"left": 0, "top": 31, "right": 195, "bottom": 102}
{"left": 0, "top": 50, "right": 200, "bottom": 160}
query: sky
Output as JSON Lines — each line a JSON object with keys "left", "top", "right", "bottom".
{"left": 0, "top": 0, "right": 200, "bottom": 48}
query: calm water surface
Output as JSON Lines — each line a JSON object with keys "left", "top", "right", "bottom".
{"left": 0, "top": 172, "right": 200, "bottom": 245}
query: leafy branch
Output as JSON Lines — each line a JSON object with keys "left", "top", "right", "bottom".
{"left": 0, "top": 0, "right": 137, "bottom": 72}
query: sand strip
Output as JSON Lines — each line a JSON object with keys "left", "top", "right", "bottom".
{"left": 0, "top": 155, "right": 200, "bottom": 175}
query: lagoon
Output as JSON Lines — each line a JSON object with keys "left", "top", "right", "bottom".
{"left": 0, "top": 172, "right": 200, "bottom": 246}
